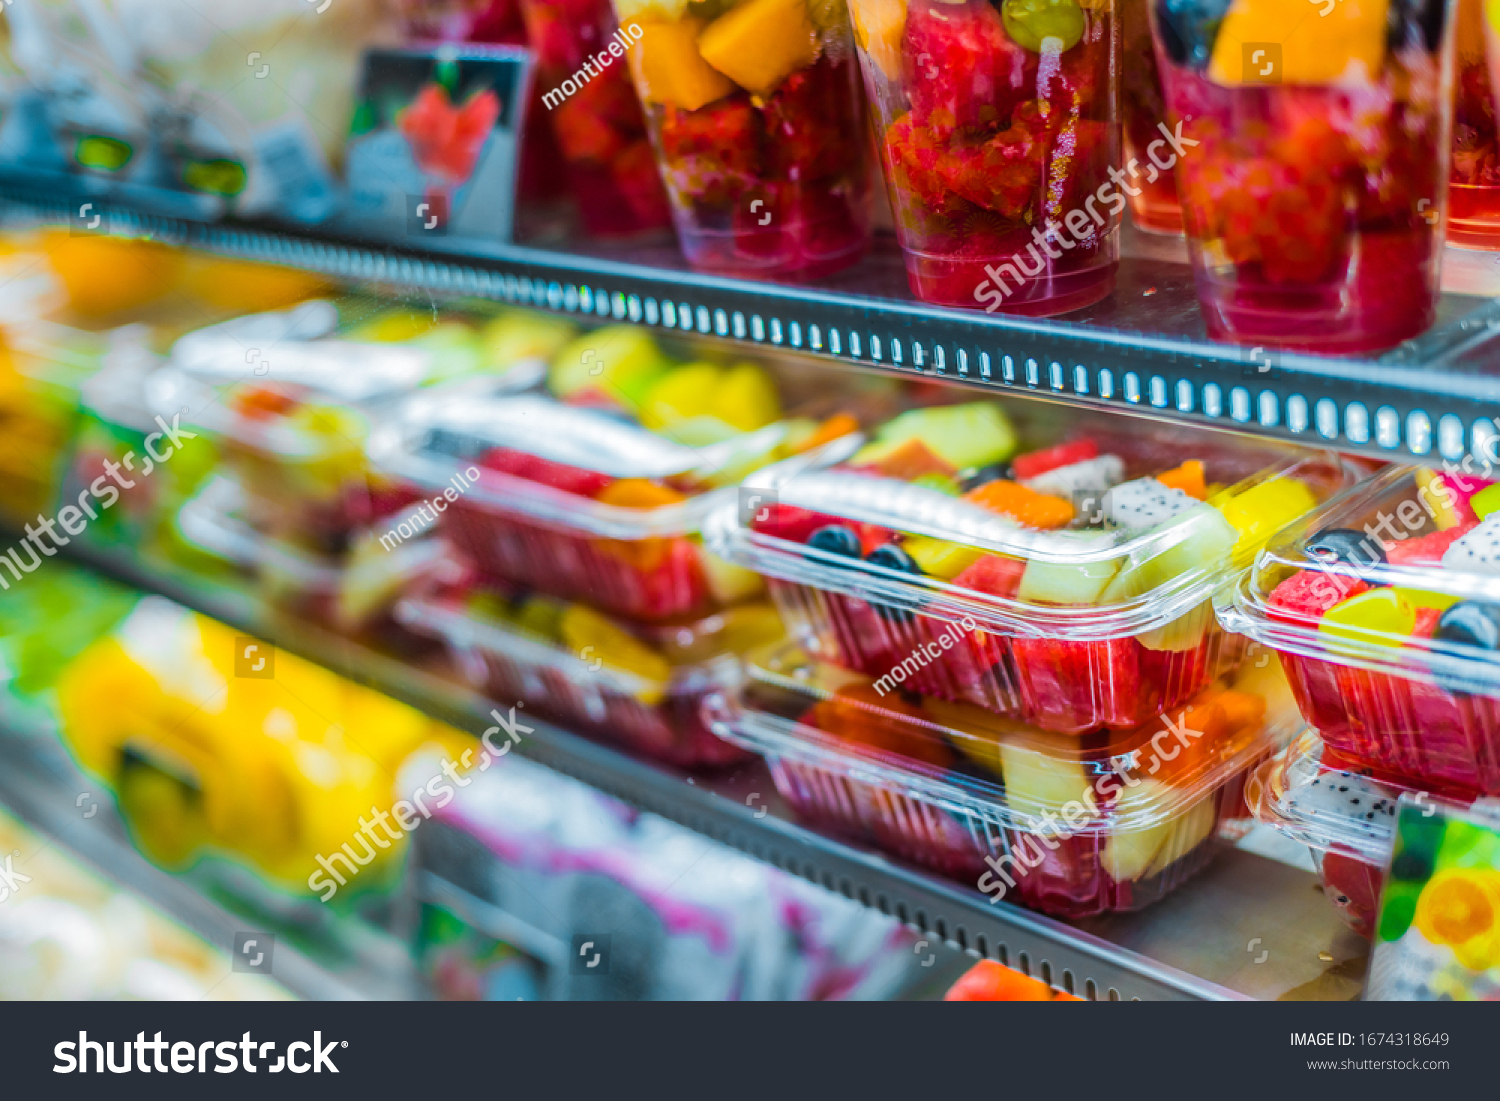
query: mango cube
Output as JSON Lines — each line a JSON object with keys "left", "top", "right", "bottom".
{"left": 700, "top": 0, "right": 820, "bottom": 98}
{"left": 1208, "top": 0, "right": 1388, "bottom": 86}
{"left": 631, "top": 19, "right": 737, "bottom": 110}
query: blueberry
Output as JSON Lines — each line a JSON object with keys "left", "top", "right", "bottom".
{"left": 1432, "top": 601, "right": 1500, "bottom": 694}
{"left": 425, "top": 427, "right": 488, "bottom": 460}
{"left": 1153, "top": 0, "right": 1233, "bottom": 69}
{"left": 1306, "top": 527, "right": 1386, "bottom": 581}
{"left": 807, "top": 524, "right": 862, "bottom": 560}
{"left": 866, "top": 543, "right": 923, "bottom": 575}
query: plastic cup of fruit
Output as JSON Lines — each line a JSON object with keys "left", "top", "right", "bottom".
{"left": 611, "top": 0, "right": 873, "bottom": 278}
{"left": 1121, "top": 0, "right": 1181, "bottom": 234}
{"left": 1147, "top": 0, "right": 1451, "bottom": 352}
{"left": 847, "top": 0, "right": 1121, "bottom": 314}
{"left": 705, "top": 642, "right": 1289, "bottom": 915}
{"left": 1448, "top": 0, "right": 1500, "bottom": 249}
{"left": 517, "top": 0, "right": 675, "bottom": 237}
{"left": 1247, "top": 729, "right": 1483, "bottom": 938}
{"left": 1219, "top": 464, "right": 1500, "bottom": 795}
{"left": 706, "top": 400, "right": 1353, "bottom": 733}
{"left": 397, "top": 585, "right": 787, "bottom": 767}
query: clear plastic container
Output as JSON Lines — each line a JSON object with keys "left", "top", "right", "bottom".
{"left": 176, "top": 476, "right": 456, "bottom": 633}
{"left": 1220, "top": 464, "right": 1500, "bottom": 795}
{"left": 397, "top": 585, "right": 785, "bottom": 767}
{"left": 367, "top": 376, "right": 869, "bottom": 621}
{"left": 706, "top": 642, "right": 1293, "bottom": 916}
{"left": 1148, "top": 0, "right": 1450, "bottom": 351}
{"left": 1121, "top": 0, "right": 1180, "bottom": 234}
{"left": 1247, "top": 729, "right": 1496, "bottom": 938}
{"left": 612, "top": 0, "right": 872, "bottom": 277}
{"left": 147, "top": 302, "right": 535, "bottom": 552}
{"left": 517, "top": 0, "right": 675, "bottom": 237}
{"left": 1450, "top": 0, "right": 1500, "bottom": 249}
{"left": 706, "top": 399, "right": 1352, "bottom": 732}
{"left": 848, "top": 0, "right": 1120, "bottom": 313}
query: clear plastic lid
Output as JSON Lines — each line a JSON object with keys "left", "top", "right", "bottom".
{"left": 1219, "top": 464, "right": 1500, "bottom": 696}
{"left": 706, "top": 400, "right": 1353, "bottom": 640}
{"left": 395, "top": 585, "right": 787, "bottom": 705}
{"left": 705, "top": 641, "right": 1298, "bottom": 835}
{"left": 366, "top": 386, "right": 865, "bottom": 541}
{"left": 1247, "top": 729, "right": 1500, "bottom": 863}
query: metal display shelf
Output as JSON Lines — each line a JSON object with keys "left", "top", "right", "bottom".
{"left": 63, "top": 541, "right": 1369, "bottom": 1003}
{"left": 5, "top": 181, "right": 1500, "bottom": 466}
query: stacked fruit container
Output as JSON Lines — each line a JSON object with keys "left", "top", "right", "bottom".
{"left": 1223, "top": 465, "right": 1500, "bottom": 933}
{"left": 369, "top": 322, "right": 883, "bottom": 766}
{"left": 703, "top": 397, "right": 1353, "bottom": 915}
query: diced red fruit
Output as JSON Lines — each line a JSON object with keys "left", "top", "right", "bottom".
{"left": 752, "top": 504, "right": 838, "bottom": 543}
{"left": 552, "top": 96, "right": 628, "bottom": 164}
{"left": 610, "top": 139, "right": 673, "bottom": 225}
{"left": 762, "top": 58, "right": 856, "bottom": 183}
{"left": 1412, "top": 606, "right": 1442, "bottom": 639}
{"left": 1385, "top": 521, "right": 1478, "bottom": 566}
{"left": 1266, "top": 569, "right": 1370, "bottom": 622}
{"left": 934, "top": 125, "right": 1043, "bottom": 219}
{"left": 903, "top": 0, "right": 1038, "bottom": 138}
{"left": 945, "top": 960, "right": 1057, "bottom": 1001}
{"left": 1320, "top": 851, "right": 1382, "bottom": 938}
{"left": 1012, "top": 438, "right": 1099, "bottom": 481}
{"left": 659, "top": 96, "right": 762, "bottom": 206}
{"left": 855, "top": 523, "right": 895, "bottom": 555}
{"left": 479, "top": 447, "right": 615, "bottom": 497}
{"left": 952, "top": 554, "right": 1026, "bottom": 599}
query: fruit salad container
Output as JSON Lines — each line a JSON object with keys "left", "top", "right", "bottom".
{"left": 1121, "top": 0, "right": 1180, "bottom": 234}
{"left": 613, "top": 0, "right": 873, "bottom": 277}
{"left": 705, "top": 642, "right": 1293, "bottom": 916}
{"left": 368, "top": 326, "right": 874, "bottom": 621}
{"left": 1148, "top": 0, "right": 1452, "bottom": 352}
{"left": 1247, "top": 729, "right": 1493, "bottom": 938}
{"left": 518, "top": 0, "right": 675, "bottom": 237}
{"left": 848, "top": 0, "right": 1120, "bottom": 314}
{"left": 707, "top": 399, "right": 1353, "bottom": 733}
{"left": 176, "top": 476, "right": 458, "bottom": 635}
{"left": 146, "top": 302, "right": 542, "bottom": 553}
{"left": 397, "top": 584, "right": 786, "bottom": 767}
{"left": 1219, "top": 464, "right": 1500, "bottom": 795}
{"left": 1450, "top": 0, "right": 1500, "bottom": 249}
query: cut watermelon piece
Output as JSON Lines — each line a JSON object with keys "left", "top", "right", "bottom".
{"left": 752, "top": 504, "right": 838, "bottom": 543}
{"left": 1267, "top": 569, "right": 1370, "bottom": 622}
{"left": 480, "top": 447, "right": 615, "bottom": 497}
{"left": 1385, "top": 521, "right": 1478, "bottom": 566}
{"left": 952, "top": 554, "right": 1026, "bottom": 599}
{"left": 1012, "top": 438, "right": 1099, "bottom": 482}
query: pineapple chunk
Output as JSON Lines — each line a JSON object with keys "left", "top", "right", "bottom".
{"left": 997, "top": 740, "right": 1096, "bottom": 819}
{"left": 849, "top": 0, "right": 905, "bottom": 79}
{"left": 699, "top": 0, "right": 820, "bottom": 98}
{"left": 1208, "top": 0, "right": 1388, "bottom": 86}
{"left": 631, "top": 19, "right": 737, "bottom": 110}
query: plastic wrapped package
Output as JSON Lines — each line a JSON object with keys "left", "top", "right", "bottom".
{"left": 368, "top": 327, "right": 876, "bottom": 620}
{"left": 396, "top": 584, "right": 785, "bottom": 766}
{"left": 414, "top": 748, "right": 919, "bottom": 999}
{"left": 707, "top": 399, "right": 1353, "bottom": 732}
{"left": 705, "top": 642, "right": 1296, "bottom": 917}
{"left": 1220, "top": 465, "right": 1500, "bottom": 795}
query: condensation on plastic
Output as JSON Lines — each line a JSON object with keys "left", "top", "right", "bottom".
{"left": 1221, "top": 464, "right": 1500, "bottom": 792}
{"left": 704, "top": 643, "right": 1288, "bottom": 916}
{"left": 395, "top": 593, "right": 752, "bottom": 769}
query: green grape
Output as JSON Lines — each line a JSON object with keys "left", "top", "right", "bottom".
{"left": 1001, "top": 0, "right": 1085, "bottom": 52}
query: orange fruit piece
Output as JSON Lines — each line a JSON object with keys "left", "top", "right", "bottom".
{"left": 964, "top": 479, "right": 1075, "bottom": 529}
{"left": 596, "top": 478, "right": 687, "bottom": 509}
{"left": 871, "top": 438, "right": 957, "bottom": 482}
{"left": 794, "top": 411, "right": 859, "bottom": 455}
{"left": 810, "top": 684, "right": 953, "bottom": 769}
{"left": 1157, "top": 460, "right": 1208, "bottom": 500}
{"left": 944, "top": 960, "right": 1057, "bottom": 1001}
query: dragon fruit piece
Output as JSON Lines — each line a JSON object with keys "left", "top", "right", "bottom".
{"left": 1284, "top": 769, "right": 1400, "bottom": 841}
{"left": 1101, "top": 476, "right": 1198, "bottom": 531}
{"left": 1441, "top": 514, "right": 1500, "bottom": 576}
{"left": 1023, "top": 454, "right": 1126, "bottom": 497}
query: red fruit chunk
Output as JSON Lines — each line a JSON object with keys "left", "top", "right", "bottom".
{"left": 1412, "top": 606, "right": 1442, "bottom": 639}
{"left": 1266, "top": 569, "right": 1370, "bottom": 622}
{"left": 752, "top": 504, "right": 837, "bottom": 543}
{"left": 762, "top": 58, "right": 856, "bottom": 183}
{"left": 1012, "top": 439, "right": 1099, "bottom": 481}
{"left": 1321, "top": 851, "right": 1382, "bottom": 938}
{"left": 610, "top": 139, "right": 675, "bottom": 226}
{"left": 552, "top": 95, "right": 627, "bottom": 165}
{"left": 952, "top": 554, "right": 1025, "bottom": 599}
{"left": 903, "top": 0, "right": 1037, "bottom": 138}
{"left": 1386, "top": 521, "right": 1477, "bottom": 566}
{"left": 855, "top": 523, "right": 895, "bottom": 555}
{"left": 934, "top": 125, "right": 1043, "bottom": 219}
{"left": 659, "top": 97, "right": 762, "bottom": 206}
{"left": 479, "top": 447, "right": 615, "bottom": 497}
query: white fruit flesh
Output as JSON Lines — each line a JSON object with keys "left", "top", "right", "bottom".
{"left": 1103, "top": 477, "right": 1197, "bottom": 531}
{"left": 1024, "top": 454, "right": 1125, "bottom": 497}
{"left": 1442, "top": 514, "right": 1500, "bottom": 575}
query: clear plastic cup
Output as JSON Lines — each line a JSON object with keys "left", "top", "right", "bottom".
{"left": 1449, "top": 0, "right": 1500, "bottom": 248}
{"left": 707, "top": 398, "right": 1353, "bottom": 732}
{"left": 612, "top": 0, "right": 873, "bottom": 277}
{"left": 1122, "top": 0, "right": 1181, "bottom": 234}
{"left": 1149, "top": 1, "right": 1452, "bottom": 352}
{"left": 397, "top": 584, "right": 786, "bottom": 767}
{"left": 848, "top": 0, "right": 1121, "bottom": 313}
{"left": 518, "top": 0, "right": 675, "bottom": 237}
{"left": 706, "top": 641, "right": 1294, "bottom": 916}
{"left": 1220, "top": 464, "right": 1500, "bottom": 795}
{"left": 1247, "top": 730, "right": 1486, "bottom": 938}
